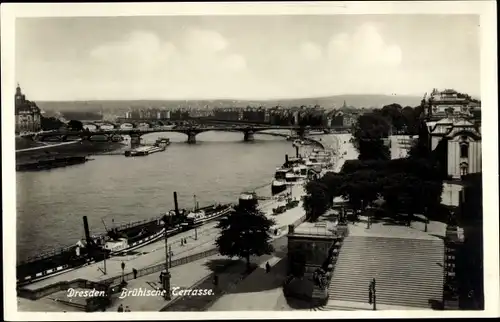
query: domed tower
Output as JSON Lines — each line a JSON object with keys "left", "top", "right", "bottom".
{"left": 15, "top": 83, "right": 24, "bottom": 104}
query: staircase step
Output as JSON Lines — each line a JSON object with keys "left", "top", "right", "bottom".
{"left": 326, "top": 235, "right": 445, "bottom": 309}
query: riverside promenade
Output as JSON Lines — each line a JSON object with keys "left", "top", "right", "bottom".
{"left": 17, "top": 187, "right": 307, "bottom": 312}
{"left": 206, "top": 134, "right": 353, "bottom": 311}
{"left": 17, "top": 135, "right": 331, "bottom": 312}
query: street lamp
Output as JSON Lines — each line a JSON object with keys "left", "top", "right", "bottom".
{"left": 368, "top": 278, "right": 377, "bottom": 310}
{"left": 121, "top": 261, "right": 125, "bottom": 284}
{"left": 161, "top": 214, "right": 172, "bottom": 300}
{"left": 424, "top": 207, "right": 428, "bottom": 232}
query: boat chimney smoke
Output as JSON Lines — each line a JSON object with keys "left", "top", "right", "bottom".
{"left": 83, "top": 216, "right": 92, "bottom": 246}
{"left": 295, "top": 145, "right": 299, "bottom": 158}
{"left": 173, "top": 191, "right": 179, "bottom": 216}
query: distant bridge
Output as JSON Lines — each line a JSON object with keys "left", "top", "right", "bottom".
{"left": 22, "top": 124, "right": 349, "bottom": 144}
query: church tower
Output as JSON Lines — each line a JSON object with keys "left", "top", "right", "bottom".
{"left": 15, "top": 83, "right": 24, "bottom": 103}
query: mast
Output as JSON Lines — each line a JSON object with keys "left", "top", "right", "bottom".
{"left": 101, "top": 218, "right": 109, "bottom": 232}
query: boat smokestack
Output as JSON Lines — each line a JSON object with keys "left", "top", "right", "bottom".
{"left": 83, "top": 216, "right": 91, "bottom": 246}
{"left": 285, "top": 154, "right": 289, "bottom": 165}
{"left": 295, "top": 145, "right": 299, "bottom": 158}
{"left": 173, "top": 191, "right": 179, "bottom": 216}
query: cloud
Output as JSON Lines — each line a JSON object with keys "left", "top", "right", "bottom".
{"left": 182, "top": 28, "right": 228, "bottom": 54}
{"left": 19, "top": 20, "right": 478, "bottom": 100}
{"left": 300, "top": 42, "right": 323, "bottom": 61}
{"left": 83, "top": 28, "right": 248, "bottom": 98}
{"left": 326, "top": 23, "right": 402, "bottom": 68}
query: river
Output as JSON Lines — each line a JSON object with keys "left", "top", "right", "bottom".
{"left": 16, "top": 130, "right": 307, "bottom": 263}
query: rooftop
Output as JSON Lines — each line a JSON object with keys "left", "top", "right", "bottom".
{"left": 292, "top": 210, "right": 339, "bottom": 237}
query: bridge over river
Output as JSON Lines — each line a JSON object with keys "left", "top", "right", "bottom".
{"left": 21, "top": 124, "right": 348, "bottom": 144}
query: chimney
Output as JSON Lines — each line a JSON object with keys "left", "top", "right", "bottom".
{"left": 285, "top": 154, "right": 289, "bottom": 165}
{"left": 295, "top": 146, "right": 299, "bottom": 158}
{"left": 288, "top": 224, "right": 295, "bottom": 234}
{"left": 83, "top": 216, "right": 92, "bottom": 246}
{"left": 173, "top": 191, "right": 179, "bottom": 217}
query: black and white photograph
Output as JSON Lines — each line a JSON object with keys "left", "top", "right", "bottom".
{"left": 2, "top": 1, "right": 498, "bottom": 320}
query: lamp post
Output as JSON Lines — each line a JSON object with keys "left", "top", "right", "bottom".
{"left": 368, "top": 278, "right": 377, "bottom": 310}
{"left": 103, "top": 253, "right": 107, "bottom": 275}
{"left": 121, "top": 261, "right": 125, "bottom": 284}
{"left": 424, "top": 207, "right": 428, "bottom": 232}
{"left": 162, "top": 214, "right": 172, "bottom": 300}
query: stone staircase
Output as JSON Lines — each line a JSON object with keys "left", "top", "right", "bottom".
{"left": 318, "top": 236, "right": 445, "bottom": 310}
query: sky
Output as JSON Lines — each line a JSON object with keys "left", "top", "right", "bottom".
{"left": 15, "top": 15, "right": 480, "bottom": 101}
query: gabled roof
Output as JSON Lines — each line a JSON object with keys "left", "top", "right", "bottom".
{"left": 446, "top": 127, "right": 481, "bottom": 140}
{"left": 453, "top": 119, "right": 474, "bottom": 127}
{"left": 436, "top": 117, "right": 454, "bottom": 125}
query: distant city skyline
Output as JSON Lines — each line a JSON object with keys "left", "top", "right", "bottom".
{"left": 16, "top": 15, "right": 480, "bottom": 101}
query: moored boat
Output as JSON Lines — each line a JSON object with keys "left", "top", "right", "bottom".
{"left": 238, "top": 191, "right": 258, "bottom": 209}
{"left": 272, "top": 167, "right": 291, "bottom": 195}
{"left": 125, "top": 145, "right": 165, "bottom": 157}
{"left": 183, "top": 203, "right": 234, "bottom": 228}
{"left": 16, "top": 192, "right": 228, "bottom": 286}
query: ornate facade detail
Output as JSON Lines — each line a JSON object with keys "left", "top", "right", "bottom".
{"left": 15, "top": 84, "right": 42, "bottom": 133}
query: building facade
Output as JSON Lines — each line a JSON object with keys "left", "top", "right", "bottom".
{"left": 428, "top": 118, "right": 482, "bottom": 181}
{"left": 15, "top": 84, "right": 42, "bottom": 133}
{"left": 424, "top": 88, "right": 479, "bottom": 121}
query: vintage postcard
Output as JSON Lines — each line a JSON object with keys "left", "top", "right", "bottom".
{"left": 2, "top": 1, "right": 498, "bottom": 321}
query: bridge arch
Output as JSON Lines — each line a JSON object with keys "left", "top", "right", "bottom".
{"left": 120, "top": 122, "right": 134, "bottom": 129}
{"left": 98, "top": 123, "right": 115, "bottom": 131}
{"left": 83, "top": 123, "right": 99, "bottom": 131}
{"left": 136, "top": 122, "right": 154, "bottom": 129}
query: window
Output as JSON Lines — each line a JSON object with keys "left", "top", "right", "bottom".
{"left": 460, "top": 144, "right": 469, "bottom": 158}
{"left": 460, "top": 164, "right": 469, "bottom": 176}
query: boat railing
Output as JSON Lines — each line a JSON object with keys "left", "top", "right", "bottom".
{"left": 19, "top": 244, "right": 77, "bottom": 265}
{"left": 111, "top": 216, "right": 163, "bottom": 231}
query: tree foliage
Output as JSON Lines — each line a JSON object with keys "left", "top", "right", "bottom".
{"left": 41, "top": 116, "right": 65, "bottom": 131}
{"left": 303, "top": 180, "right": 330, "bottom": 222}
{"left": 303, "top": 156, "right": 444, "bottom": 225}
{"left": 215, "top": 203, "right": 275, "bottom": 270}
{"left": 352, "top": 112, "right": 391, "bottom": 161}
{"left": 67, "top": 119, "right": 84, "bottom": 131}
{"left": 374, "top": 103, "right": 424, "bottom": 135}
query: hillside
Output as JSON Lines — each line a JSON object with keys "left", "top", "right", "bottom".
{"left": 36, "top": 94, "right": 422, "bottom": 114}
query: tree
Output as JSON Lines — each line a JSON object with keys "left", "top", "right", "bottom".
{"left": 67, "top": 120, "right": 84, "bottom": 131}
{"left": 401, "top": 106, "right": 417, "bottom": 134}
{"left": 339, "top": 169, "right": 381, "bottom": 216}
{"left": 41, "top": 116, "right": 65, "bottom": 131}
{"left": 303, "top": 180, "right": 330, "bottom": 222}
{"left": 408, "top": 119, "right": 431, "bottom": 160}
{"left": 380, "top": 103, "right": 405, "bottom": 133}
{"left": 357, "top": 139, "right": 391, "bottom": 161}
{"left": 352, "top": 112, "right": 391, "bottom": 161}
{"left": 215, "top": 203, "right": 275, "bottom": 271}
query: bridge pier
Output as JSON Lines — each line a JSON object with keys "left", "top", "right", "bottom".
{"left": 295, "top": 128, "right": 306, "bottom": 138}
{"left": 130, "top": 134, "right": 142, "bottom": 148}
{"left": 243, "top": 130, "right": 255, "bottom": 142}
{"left": 187, "top": 131, "right": 197, "bottom": 144}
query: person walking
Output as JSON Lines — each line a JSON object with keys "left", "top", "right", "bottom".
{"left": 117, "top": 304, "right": 124, "bottom": 312}
{"left": 133, "top": 268, "right": 138, "bottom": 279}
{"left": 265, "top": 261, "right": 271, "bottom": 273}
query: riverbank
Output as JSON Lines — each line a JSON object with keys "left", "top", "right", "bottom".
{"left": 16, "top": 133, "right": 339, "bottom": 311}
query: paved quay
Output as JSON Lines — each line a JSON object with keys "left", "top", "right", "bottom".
{"left": 21, "top": 184, "right": 301, "bottom": 291}
{"left": 22, "top": 229, "right": 219, "bottom": 290}
{"left": 207, "top": 255, "right": 294, "bottom": 311}
{"left": 20, "top": 254, "right": 229, "bottom": 312}
{"left": 348, "top": 215, "right": 447, "bottom": 240}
